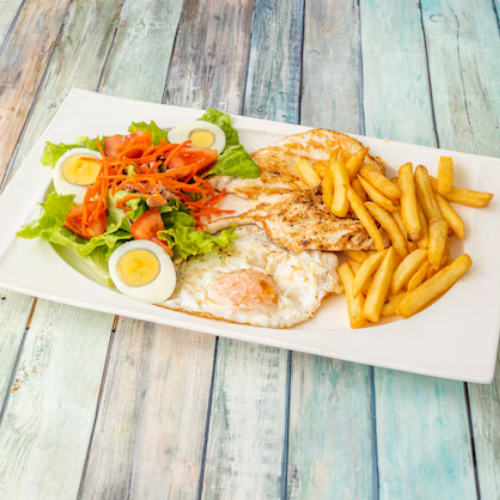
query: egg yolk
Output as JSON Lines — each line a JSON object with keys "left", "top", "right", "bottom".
{"left": 189, "top": 128, "right": 215, "bottom": 148}
{"left": 62, "top": 155, "right": 101, "bottom": 186}
{"left": 117, "top": 249, "right": 160, "bottom": 287}
{"left": 210, "top": 269, "right": 279, "bottom": 311}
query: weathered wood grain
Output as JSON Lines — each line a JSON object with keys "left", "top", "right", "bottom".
{"left": 0, "top": 0, "right": 24, "bottom": 50}
{"left": 80, "top": 319, "right": 215, "bottom": 499}
{"left": 7, "top": 0, "right": 125, "bottom": 181}
{"left": 202, "top": 340, "right": 288, "bottom": 500}
{"left": 0, "top": 291, "right": 33, "bottom": 407}
{"left": 100, "top": 0, "right": 183, "bottom": 103}
{"left": 0, "top": 0, "right": 72, "bottom": 182}
{"left": 301, "top": 0, "right": 362, "bottom": 133}
{"left": 286, "top": 1, "right": 375, "bottom": 497}
{"left": 361, "top": 0, "right": 435, "bottom": 145}
{"left": 0, "top": 301, "right": 114, "bottom": 499}
{"left": 287, "top": 356, "right": 374, "bottom": 500}
{"left": 421, "top": 0, "right": 500, "bottom": 497}
{"left": 243, "top": 0, "right": 303, "bottom": 122}
{"left": 165, "top": 0, "right": 254, "bottom": 111}
{"left": 422, "top": 0, "right": 500, "bottom": 156}
{"left": 361, "top": 1, "right": 477, "bottom": 498}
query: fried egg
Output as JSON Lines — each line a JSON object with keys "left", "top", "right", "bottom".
{"left": 162, "top": 226, "right": 341, "bottom": 328}
{"left": 109, "top": 240, "right": 176, "bottom": 304}
{"left": 53, "top": 148, "right": 102, "bottom": 204}
{"left": 168, "top": 121, "right": 226, "bottom": 154}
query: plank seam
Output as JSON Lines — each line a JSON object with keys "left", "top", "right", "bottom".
{"left": 0, "top": 0, "right": 75, "bottom": 192}
{"left": 369, "top": 366, "right": 380, "bottom": 500}
{"left": 491, "top": 0, "right": 500, "bottom": 34}
{"left": 0, "top": 0, "right": 28, "bottom": 58}
{"left": 357, "top": 0, "right": 366, "bottom": 135}
{"left": 464, "top": 383, "right": 482, "bottom": 499}
{"left": 0, "top": 299, "right": 37, "bottom": 427}
{"left": 240, "top": 1, "right": 257, "bottom": 115}
{"left": 196, "top": 337, "right": 219, "bottom": 500}
{"left": 281, "top": 350, "right": 292, "bottom": 500}
{"left": 297, "top": 0, "right": 307, "bottom": 123}
{"left": 418, "top": 0, "right": 440, "bottom": 148}
{"left": 76, "top": 327, "right": 117, "bottom": 500}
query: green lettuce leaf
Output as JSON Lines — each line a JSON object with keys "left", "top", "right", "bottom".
{"left": 76, "top": 246, "right": 115, "bottom": 287}
{"left": 128, "top": 121, "right": 169, "bottom": 145}
{"left": 198, "top": 110, "right": 260, "bottom": 178}
{"left": 41, "top": 136, "right": 102, "bottom": 169}
{"left": 157, "top": 225, "right": 236, "bottom": 260}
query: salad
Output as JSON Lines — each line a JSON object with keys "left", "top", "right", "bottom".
{"left": 18, "top": 110, "right": 260, "bottom": 290}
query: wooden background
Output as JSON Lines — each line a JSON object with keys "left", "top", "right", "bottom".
{"left": 0, "top": 0, "right": 499, "bottom": 498}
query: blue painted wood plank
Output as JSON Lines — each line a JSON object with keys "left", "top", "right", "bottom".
{"left": 421, "top": 0, "right": 500, "bottom": 497}
{"left": 287, "top": 2, "right": 375, "bottom": 499}
{"left": 360, "top": 0, "right": 477, "bottom": 498}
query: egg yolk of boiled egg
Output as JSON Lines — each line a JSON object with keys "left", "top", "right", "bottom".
{"left": 189, "top": 128, "right": 215, "bottom": 149}
{"left": 116, "top": 249, "right": 161, "bottom": 287}
{"left": 62, "top": 155, "right": 101, "bottom": 185}
{"left": 210, "top": 269, "right": 279, "bottom": 311}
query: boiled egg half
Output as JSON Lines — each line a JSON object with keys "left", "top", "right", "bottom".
{"left": 109, "top": 240, "right": 176, "bottom": 304}
{"left": 168, "top": 121, "right": 226, "bottom": 154}
{"left": 53, "top": 148, "right": 102, "bottom": 204}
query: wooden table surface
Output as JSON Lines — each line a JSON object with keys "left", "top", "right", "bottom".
{"left": 0, "top": 0, "right": 499, "bottom": 498}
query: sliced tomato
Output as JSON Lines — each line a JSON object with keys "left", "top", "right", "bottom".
{"left": 151, "top": 236, "right": 173, "bottom": 258}
{"left": 168, "top": 146, "right": 218, "bottom": 178}
{"left": 103, "top": 130, "right": 148, "bottom": 158}
{"left": 130, "top": 208, "right": 164, "bottom": 240}
{"left": 63, "top": 202, "right": 106, "bottom": 240}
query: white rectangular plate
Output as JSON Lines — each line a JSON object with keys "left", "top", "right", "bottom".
{"left": 1, "top": 89, "right": 499, "bottom": 383}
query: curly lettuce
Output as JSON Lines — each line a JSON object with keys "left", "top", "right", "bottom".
{"left": 41, "top": 136, "right": 102, "bottom": 168}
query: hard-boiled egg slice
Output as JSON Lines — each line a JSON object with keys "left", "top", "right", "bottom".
{"left": 109, "top": 240, "right": 176, "bottom": 304}
{"left": 53, "top": 148, "right": 102, "bottom": 204}
{"left": 168, "top": 121, "right": 226, "bottom": 154}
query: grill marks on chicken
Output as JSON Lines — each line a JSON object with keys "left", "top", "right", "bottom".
{"left": 209, "top": 128, "right": 386, "bottom": 199}
{"left": 206, "top": 192, "right": 376, "bottom": 252}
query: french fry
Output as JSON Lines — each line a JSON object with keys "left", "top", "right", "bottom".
{"left": 393, "top": 211, "right": 417, "bottom": 251}
{"left": 429, "top": 177, "right": 493, "bottom": 208}
{"left": 363, "top": 247, "right": 397, "bottom": 323}
{"left": 414, "top": 165, "right": 443, "bottom": 221}
{"left": 426, "top": 265, "right": 438, "bottom": 280}
{"left": 338, "top": 262, "right": 368, "bottom": 328}
{"left": 346, "top": 147, "right": 368, "bottom": 179}
{"left": 435, "top": 192, "right": 465, "bottom": 239}
{"left": 314, "top": 160, "right": 329, "bottom": 179}
{"left": 391, "top": 248, "right": 428, "bottom": 294}
{"left": 391, "top": 177, "right": 400, "bottom": 188}
{"left": 407, "top": 260, "right": 431, "bottom": 292}
{"left": 359, "top": 165, "right": 401, "bottom": 200}
{"left": 382, "top": 292, "right": 407, "bottom": 317}
{"left": 399, "top": 163, "right": 421, "bottom": 241}
{"left": 345, "top": 250, "right": 369, "bottom": 263}
{"left": 338, "top": 150, "right": 352, "bottom": 164}
{"left": 428, "top": 219, "right": 449, "bottom": 270}
{"left": 441, "top": 237, "right": 452, "bottom": 267}
{"left": 437, "top": 157, "right": 453, "bottom": 195}
{"left": 352, "top": 177, "right": 366, "bottom": 202}
{"left": 296, "top": 159, "right": 321, "bottom": 189}
{"left": 397, "top": 254, "right": 472, "bottom": 318}
{"left": 330, "top": 158, "right": 350, "bottom": 217}
{"left": 346, "top": 259, "right": 362, "bottom": 274}
{"left": 416, "top": 202, "right": 429, "bottom": 249}
{"left": 365, "top": 202, "right": 408, "bottom": 258}
{"left": 353, "top": 250, "right": 387, "bottom": 298}
{"left": 322, "top": 171, "right": 334, "bottom": 208}
{"left": 346, "top": 187, "right": 385, "bottom": 251}
{"left": 358, "top": 176, "right": 399, "bottom": 212}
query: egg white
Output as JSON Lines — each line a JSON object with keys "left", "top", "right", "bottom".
{"left": 109, "top": 240, "right": 176, "bottom": 304}
{"left": 162, "top": 226, "right": 338, "bottom": 328}
{"left": 168, "top": 121, "right": 226, "bottom": 154}
{"left": 53, "top": 148, "right": 102, "bottom": 204}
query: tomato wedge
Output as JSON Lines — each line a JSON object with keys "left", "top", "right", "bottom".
{"left": 103, "top": 130, "right": 148, "bottom": 158}
{"left": 64, "top": 202, "right": 106, "bottom": 240}
{"left": 130, "top": 208, "right": 164, "bottom": 239}
{"left": 130, "top": 208, "right": 173, "bottom": 257}
{"left": 168, "top": 146, "right": 218, "bottom": 178}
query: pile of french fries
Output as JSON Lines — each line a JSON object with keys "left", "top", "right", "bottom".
{"left": 296, "top": 151, "right": 493, "bottom": 328}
